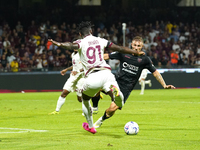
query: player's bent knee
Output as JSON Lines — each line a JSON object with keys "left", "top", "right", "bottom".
{"left": 77, "top": 96, "right": 82, "bottom": 102}
{"left": 61, "top": 90, "right": 70, "bottom": 98}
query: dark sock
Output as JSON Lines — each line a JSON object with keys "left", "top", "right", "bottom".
{"left": 91, "top": 95, "right": 100, "bottom": 107}
{"left": 102, "top": 111, "right": 110, "bottom": 120}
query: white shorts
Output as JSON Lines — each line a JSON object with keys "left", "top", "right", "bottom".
{"left": 139, "top": 69, "right": 148, "bottom": 81}
{"left": 63, "top": 72, "right": 85, "bottom": 97}
{"left": 82, "top": 69, "right": 119, "bottom": 97}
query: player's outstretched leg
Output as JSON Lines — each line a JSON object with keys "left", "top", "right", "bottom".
{"left": 49, "top": 96, "right": 65, "bottom": 115}
{"left": 110, "top": 85, "right": 124, "bottom": 108}
{"left": 91, "top": 94, "right": 100, "bottom": 114}
{"left": 49, "top": 90, "right": 70, "bottom": 115}
{"left": 146, "top": 80, "right": 152, "bottom": 87}
{"left": 94, "top": 85, "right": 124, "bottom": 128}
{"left": 140, "top": 80, "right": 145, "bottom": 95}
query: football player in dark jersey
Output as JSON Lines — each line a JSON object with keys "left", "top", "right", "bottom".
{"left": 94, "top": 36, "right": 175, "bottom": 128}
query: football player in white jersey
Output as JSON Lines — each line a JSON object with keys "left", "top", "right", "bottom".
{"left": 138, "top": 69, "right": 152, "bottom": 95}
{"left": 49, "top": 49, "right": 102, "bottom": 115}
{"left": 49, "top": 21, "right": 144, "bottom": 134}
{"left": 49, "top": 50, "right": 85, "bottom": 115}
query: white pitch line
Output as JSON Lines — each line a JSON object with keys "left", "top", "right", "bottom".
{"left": 132, "top": 100, "right": 200, "bottom": 104}
{"left": 98, "top": 100, "right": 200, "bottom": 104}
{"left": 0, "top": 127, "right": 48, "bottom": 134}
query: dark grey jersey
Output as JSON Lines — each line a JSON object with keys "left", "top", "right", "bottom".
{"left": 109, "top": 52, "right": 156, "bottom": 90}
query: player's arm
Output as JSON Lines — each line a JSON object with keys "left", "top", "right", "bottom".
{"left": 71, "top": 68, "right": 84, "bottom": 76}
{"left": 48, "top": 39, "right": 79, "bottom": 50}
{"left": 60, "top": 66, "right": 73, "bottom": 76}
{"left": 108, "top": 43, "right": 144, "bottom": 55}
{"left": 152, "top": 70, "right": 175, "bottom": 89}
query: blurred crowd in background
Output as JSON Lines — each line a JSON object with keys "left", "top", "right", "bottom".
{"left": 1, "top": 3, "right": 200, "bottom": 72}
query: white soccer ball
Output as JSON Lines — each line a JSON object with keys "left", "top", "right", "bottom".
{"left": 124, "top": 121, "right": 139, "bottom": 135}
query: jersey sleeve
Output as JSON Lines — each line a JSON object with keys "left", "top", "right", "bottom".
{"left": 144, "top": 56, "right": 156, "bottom": 73}
{"left": 109, "top": 52, "right": 122, "bottom": 60}
{"left": 74, "top": 39, "right": 82, "bottom": 50}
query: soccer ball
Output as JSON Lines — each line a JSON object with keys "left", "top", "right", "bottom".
{"left": 124, "top": 121, "right": 139, "bottom": 135}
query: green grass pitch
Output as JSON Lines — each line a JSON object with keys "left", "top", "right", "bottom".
{"left": 0, "top": 89, "right": 200, "bottom": 150}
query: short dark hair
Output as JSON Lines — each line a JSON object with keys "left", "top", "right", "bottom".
{"left": 76, "top": 21, "right": 94, "bottom": 35}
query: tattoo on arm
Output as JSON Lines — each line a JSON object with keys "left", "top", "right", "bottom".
{"left": 61, "top": 42, "right": 73, "bottom": 49}
{"left": 153, "top": 71, "right": 166, "bottom": 88}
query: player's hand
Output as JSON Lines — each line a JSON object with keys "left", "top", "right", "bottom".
{"left": 60, "top": 69, "right": 67, "bottom": 76}
{"left": 164, "top": 85, "right": 176, "bottom": 89}
{"left": 138, "top": 51, "right": 145, "bottom": 55}
{"left": 48, "top": 39, "right": 61, "bottom": 47}
{"left": 71, "top": 71, "right": 78, "bottom": 76}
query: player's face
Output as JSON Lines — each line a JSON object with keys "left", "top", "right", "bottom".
{"left": 131, "top": 40, "right": 143, "bottom": 52}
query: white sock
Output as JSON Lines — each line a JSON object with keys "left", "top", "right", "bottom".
{"left": 140, "top": 80, "right": 145, "bottom": 94}
{"left": 145, "top": 80, "right": 150, "bottom": 84}
{"left": 82, "top": 99, "right": 93, "bottom": 128}
{"left": 55, "top": 96, "right": 65, "bottom": 112}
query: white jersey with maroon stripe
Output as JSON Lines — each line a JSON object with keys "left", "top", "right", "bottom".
{"left": 75, "top": 34, "right": 111, "bottom": 76}
{"left": 62, "top": 52, "right": 84, "bottom": 96}
{"left": 71, "top": 52, "right": 83, "bottom": 72}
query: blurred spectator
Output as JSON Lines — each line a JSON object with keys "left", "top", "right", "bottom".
{"left": 13, "top": 32, "right": 21, "bottom": 47}
{"left": 151, "top": 53, "right": 160, "bottom": 67}
{"left": 196, "top": 44, "right": 200, "bottom": 57}
{"left": 3, "top": 37, "right": 11, "bottom": 48}
{"left": 166, "top": 21, "right": 173, "bottom": 34}
{"left": 188, "top": 50, "right": 196, "bottom": 66}
{"left": 33, "top": 31, "right": 41, "bottom": 46}
{"left": 160, "top": 50, "right": 169, "bottom": 67}
{"left": 42, "top": 54, "right": 48, "bottom": 69}
{"left": 7, "top": 53, "right": 16, "bottom": 65}
{"left": 18, "top": 27, "right": 26, "bottom": 44}
{"left": 16, "top": 21, "right": 23, "bottom": 33}
{"left": 45, "top": 20, "right": 51, "bottom": 38}
{"left": 15, "top": 51, "right": 21, "bottom": 62}
{"left": 59, "top": 53, "right": 68, "bottom": 67}
{"left": 27, "top": 36, "right": 37, "bottom": 54}
{"left": 0, "top": 36, "right": 3, "bottom": 55}
{"left": 183, "top": 45, "right": 190, "bottom": 58}
{"left": 10, "top": 37, "right": 16, "bottom": 48}
{"left": 64, "top": 50, "right": 72, "bottom": 66}
{"left": 178, "top": 49, "right": 185, "bottom": 65}
{"left": 50, "top": 24, "right": 58, "bottom": 39}
{"left": 53, "top": 56, "right": 61, "bottom": 69}
{"left": 149, "top": 28, "right": 156, "bottom": 43}
{"left": 39, "top": 23, "right": 46, "bottom": 36}
{"left": 35, "top": 45, "right": 45, "bottom": 55}
{"left": 24, "top": 47, "right": 32, "bottom": 59}
{"left": 18, "top": 44, "right": 26, "bottom": 58}
{"left": 20, "top": 56, "right": 29, "bottom": 71}
{"left": 170, "top": 31, "right": 179, "bottom": 43}
{"left": 10, "top": 59, "right": 19, "bottom": 72}
{"left": 36, "top": 56, "right": 43, "bottom": 69}
{"left": 0, "top": 54, "right": 9, "bottom": 71}
{"left": 181, "top": 53, "right": 189, "bottom": 66}
{"left": 172, "top": 41, "right": 181, "bottom": 53}
{"left": 143, "top": 40, "right": 149, "bottom": 52}
{"left": 179, "top": 32, "right": 186, "bottom": 43}
{"left": 28, "top": 20, "right": 38, "bottom": 37}
{"left": 195, "top": 57, "right": 200, "bottom": 67}
{"left": 170, "top": 49, "right": 179, "bottom": 67}
{"left": 47, "top": 50, "right": 54, "bottom": 70}
{"left": 54, "top": 48, "right": 62, "bottom": 58}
